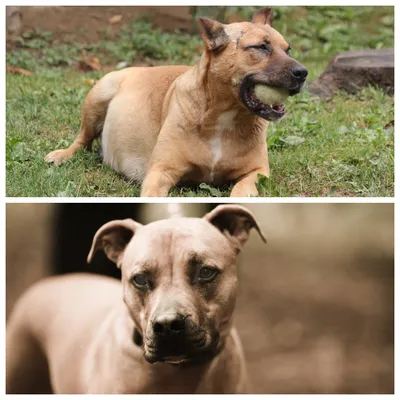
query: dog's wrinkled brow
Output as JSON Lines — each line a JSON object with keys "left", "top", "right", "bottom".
{"left": 132, "top": 260, "right": 157, "bottom": 272}
{"left": 188, "top": 252, "right": 207, "bottom": 266}
{"left": 187, "top": 252, "right": 222, "bottom": 274}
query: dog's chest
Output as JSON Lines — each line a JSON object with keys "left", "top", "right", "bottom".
{"left": 206, "top": 110, "right": 237, "bottom": 182}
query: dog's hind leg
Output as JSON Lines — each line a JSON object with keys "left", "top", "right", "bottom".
{"left": 45, "top": 71, "right": 124, "bottom": 166}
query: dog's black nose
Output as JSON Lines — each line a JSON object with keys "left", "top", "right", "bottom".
{"left": 290, "top": 65, "right": 308, "bottom": 81}
{"left": 153, "top": 314, "right": 187, "bottom": 336}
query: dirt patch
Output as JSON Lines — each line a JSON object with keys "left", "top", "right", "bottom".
{"left": 7, "top": 6, "right": 193, "bottom": 44}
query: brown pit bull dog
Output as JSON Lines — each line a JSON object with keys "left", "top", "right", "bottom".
{"left": 6, "top": 205, "right": 266, "bottom": 394}
{"left": 45, "top": 7, "right": 307, "bottom": 196}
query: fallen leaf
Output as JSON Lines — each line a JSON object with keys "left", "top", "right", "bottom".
{"left": 281, "top": 136, "right": 305, "bottom": 146}
{"left": 338, "top": 125, "right": 350, "bottom": 134}
{"left": 116, "top": 61, "right": 129, "bottom": 70}
{"left": 84, "top": 79, "right": 97, "bottom": 86}
{"left": 6, "top": 65, "right": 34, "bottom": 76}
{"left": 109, "top": 15, "right": 122, "bottom": 24}
{"left": 384, "top": 120, "right": 394, "bottom": 129}
{"left": 77, "top": 57, "right": 101, "bottom": 72}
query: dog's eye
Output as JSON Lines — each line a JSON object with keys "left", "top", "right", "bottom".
{"left": 254, "top": 43, "right": 270, "bottom": 53}
{"left": 198, "top": 267, "right": 219, "bottom": 282}
{"left": 131, "top": 273, "right": 149, "bottom": 288}
{"left": 286, "top": 46, "right": 292, "bottom": 56}
{"left": 245, "top": 43, "right": 271, "bottom": 53}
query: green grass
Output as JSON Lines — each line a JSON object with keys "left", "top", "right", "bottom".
{"left": 6, "top": 6, "right": 394, "bottom": 197}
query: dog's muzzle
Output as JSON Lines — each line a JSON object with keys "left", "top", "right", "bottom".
{"left": 144, "top": 313, "right": 220, "bottom": 364}
{"left": 240, "top": 63, "right": 308, "bottom": 121}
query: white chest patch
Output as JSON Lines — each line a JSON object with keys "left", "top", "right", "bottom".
{"left": 209, "top": 110, "right": 237, "bottom": 181}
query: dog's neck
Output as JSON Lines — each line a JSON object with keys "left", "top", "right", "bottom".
{"left": 195, "top": 51, "right": 242, "bottom": 110}
{"left": 188, "top": 51, "right": 268, "bottom": 137}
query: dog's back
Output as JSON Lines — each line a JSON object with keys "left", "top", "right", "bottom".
{"left": 6, "top": 273, "right": 121, "bottom": 394}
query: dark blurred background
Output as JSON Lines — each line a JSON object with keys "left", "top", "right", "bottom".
{"left": 6, "top": 203, "right": 394, "bottom": 394}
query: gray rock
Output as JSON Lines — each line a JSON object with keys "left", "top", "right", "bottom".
{"left": 309, "top": 49, "right": 394, "bottom": 97}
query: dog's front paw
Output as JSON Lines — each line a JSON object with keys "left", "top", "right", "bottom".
{"left": 140, "top": 187, "right": 169, "bottom": 197}
{"left": 45, "top": 149, "right": 72, "bottom": 166}
{"left": 230, "top": 186, "right": 259, "bottom": 197}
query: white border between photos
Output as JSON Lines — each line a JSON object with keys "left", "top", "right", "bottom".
{"left": 1, "top": 3, "right": 7, "bottom": 399}
{"left": 2, "top": 0, "right": 397, "bottom": 398}
{"left": 5, "top": 196, "right": 397, "bottom": 203}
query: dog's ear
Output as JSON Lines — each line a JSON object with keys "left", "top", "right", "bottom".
{"left": 252, "top": 7, "right": 274, "bottom": 27}
{"left": 87, "top": 219, "right": 142, "bottom": 266}
{"left": 199, "top": 17, "right": 229, "bottom": 52}
{"left": 204, "top": 205, "right": 266, "bottom": 252}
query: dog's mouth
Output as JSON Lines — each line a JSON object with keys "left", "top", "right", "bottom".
{"left": 144, "top": 348, "right": 217, "bottom": 365}
{"left": 240, "top": 80, "right": 286, "bottom": 121}
{"left": 144, "top": 352, "right": 193, "bottom": 365}
{"left": 144, "top": 332, "right": 221, "bottom": 365}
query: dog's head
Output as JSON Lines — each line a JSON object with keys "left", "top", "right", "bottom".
{"left": 199, "top": 7, "right": 308, "bottom": 121}
{"left": 88, "top": 205, "right": 265, "bottom": 364}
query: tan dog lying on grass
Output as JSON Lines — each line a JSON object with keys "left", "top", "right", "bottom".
{"left": 6, "top": 205, "right": 266, "bottom": 394}
{"left": 45, "top": 8, "right": 307, "bottom": 196}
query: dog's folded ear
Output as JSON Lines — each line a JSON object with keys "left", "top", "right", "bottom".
{"left": 252, "top": 7, "right": 274, "bottom": 27}
{"left": 199, "top": 17, "right": 229, "bottom": 52}
{"left": 204, "top": 205, "right": 266, "bottom": 252}
{"left": 87, "top": 219, "right": 142, "bottom": 266}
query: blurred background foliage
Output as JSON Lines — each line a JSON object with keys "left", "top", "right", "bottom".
{"left": 7, "top": 6, "right": 394, "bottom": 79}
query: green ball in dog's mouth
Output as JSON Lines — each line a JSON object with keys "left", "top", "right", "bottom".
{"left": 241, "top": 81, "right": 290, "bottom": 120}
{"left": 253, "top": 85, "right": 289, "bottom": 106}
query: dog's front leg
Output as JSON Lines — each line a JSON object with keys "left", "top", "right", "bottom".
{"left": 230, "top": 166, "right": 270, "bottom": 197}
{"left": 141, "top": 165, "right": 181, "bottom": 197}
{"left": 140, "top": 127, "right": 191, "bottom": 197}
